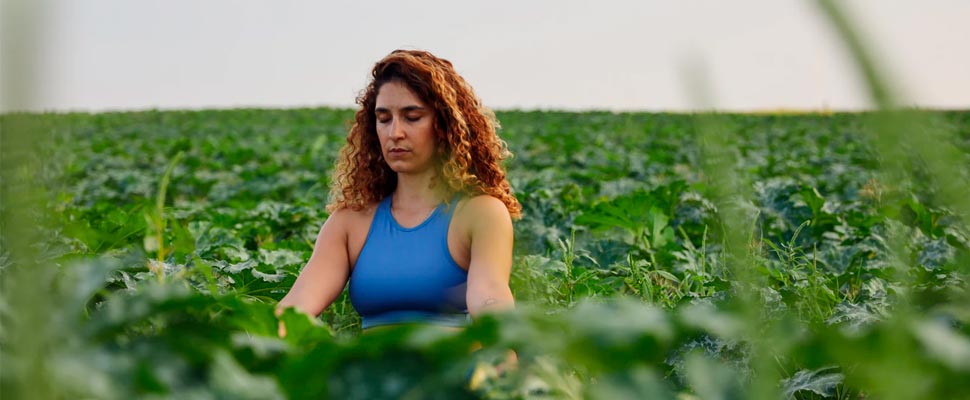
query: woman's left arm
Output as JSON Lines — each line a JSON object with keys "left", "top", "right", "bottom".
{"left": 465, "top": 196, "right": 515, "bottom": 318}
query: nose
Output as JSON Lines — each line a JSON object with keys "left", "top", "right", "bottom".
{"left": 388, "top": 118, "right": 406, "bottom": 140}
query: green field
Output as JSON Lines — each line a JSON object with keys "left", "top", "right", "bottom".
{"left": 2, "top": 108, "right": 969, "bottom": 399}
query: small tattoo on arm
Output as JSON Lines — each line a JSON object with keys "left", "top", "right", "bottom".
{"left": 483, "top": 297, "right": 498, "bottom": 307}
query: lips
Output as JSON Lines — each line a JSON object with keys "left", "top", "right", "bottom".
{"left": 388, "top": 148, "right": 410, "bottom": 157}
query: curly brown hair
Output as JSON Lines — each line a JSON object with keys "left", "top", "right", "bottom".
{"left": 327, "top": 49, "right": 521, "bottom": 219}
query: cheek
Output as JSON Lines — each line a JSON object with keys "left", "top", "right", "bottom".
{"left": 418, "top": 123, "right": 436, "bottom": 146}
{"left": 374, "top": 127, "right": 388, "bottom": 144}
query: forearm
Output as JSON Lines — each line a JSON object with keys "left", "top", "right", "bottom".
{"left": 275, "top": 286, "right": 330, "bottom": 338}
{"left": 275, "top": 296, "right": 302, "bottom": 317}
{"left": 274, "top": 285, "right": 331, "bottom": 339}
{"left": 466, "top": 285, "right": 519, "bottom": 382}
{"left": 275, "top": 270, "right": 346, "bottom": 318}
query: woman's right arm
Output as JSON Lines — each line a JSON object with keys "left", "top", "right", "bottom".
{"left": 275, "top": 209, "right": 351, "bottom": 336}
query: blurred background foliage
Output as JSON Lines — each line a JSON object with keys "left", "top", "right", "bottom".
{"left": 2, "top": 1, "right": 970, "bottom": 399}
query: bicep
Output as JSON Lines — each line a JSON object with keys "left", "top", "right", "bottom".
{"left": 278, "top": 211, "right": 351, "bottom": 316}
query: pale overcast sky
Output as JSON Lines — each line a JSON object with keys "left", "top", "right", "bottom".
{"left": 2, "top": 0, "right": 969, "bottom": 112}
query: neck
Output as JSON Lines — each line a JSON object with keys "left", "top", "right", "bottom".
{"left": 392, "top": 168, "right": 447, "bottom": 211}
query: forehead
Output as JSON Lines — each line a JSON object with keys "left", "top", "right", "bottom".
{"left": 375, "top": 81, "right": 427, "bottom": 109}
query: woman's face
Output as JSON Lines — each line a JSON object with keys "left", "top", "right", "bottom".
{"left": 374, "top": 80, "right": 437, "bottom": 175}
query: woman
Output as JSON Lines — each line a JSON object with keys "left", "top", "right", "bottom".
{"left": 276, "top": 49, "right": 521, "bottom": 335}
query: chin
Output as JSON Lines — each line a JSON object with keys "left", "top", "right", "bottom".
{"left": 386, "top": 162, "right": 415, "bottom": 174}
{"left": 385, "top": 160, "right": 406, "bottom": 170}
{"left": 387, "top": 162, "right": 432, "bottom": 175}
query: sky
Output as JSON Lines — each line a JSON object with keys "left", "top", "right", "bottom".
{"left": 2, "top": 0, "right": 969, "bottom": 113}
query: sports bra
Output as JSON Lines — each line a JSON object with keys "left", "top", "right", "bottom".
{"left": 348, "top": 195, "right": 469, "bottom": 329}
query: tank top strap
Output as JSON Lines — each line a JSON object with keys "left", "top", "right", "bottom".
{"left": 441, "top": 193, "right": 462, "bottom": 217}
{"left": 377, "top": 194, "right": 393, "bottom": 217}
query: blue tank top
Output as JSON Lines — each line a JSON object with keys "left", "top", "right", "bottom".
{"left": 349, "top": 195, "right": 469, "bottom": 329}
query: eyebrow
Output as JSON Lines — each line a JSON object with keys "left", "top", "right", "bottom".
{"left": 374, "top": 105, "right": 427, "bottom": 113}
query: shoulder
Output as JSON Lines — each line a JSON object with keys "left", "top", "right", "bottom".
{"left": 457, "top": 194, "right": 510, "bottom": 216}
{"left": 323, "top": 201, "right": 380, "bottom": 231}
{"left": 455, "top": 195, "right": 512, "bottom": 233}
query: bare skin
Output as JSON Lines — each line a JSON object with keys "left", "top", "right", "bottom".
{"left": 275, "top": 80, "right": 515, "bottom": 336}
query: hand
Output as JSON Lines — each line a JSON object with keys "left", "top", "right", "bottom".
{"left": 275, "top": 307, "right": 287, "bottom": 338}
{"left": 495, "top": 349, "right": 519, "bottom": 375}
